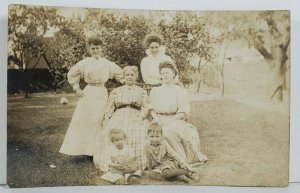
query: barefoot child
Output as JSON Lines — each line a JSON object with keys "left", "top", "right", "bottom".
{"left": 101, "top": 129, "right": 141, "bottom": 185}
{"left": 144, "top": 123, "right": 200, "bottom": 183}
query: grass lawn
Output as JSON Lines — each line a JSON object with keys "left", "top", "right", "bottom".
{"left": 7, "top": 93, "right": 289, "bottom": 187}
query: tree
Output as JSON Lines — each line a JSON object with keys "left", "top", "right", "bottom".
{"left": 247, "top": 11, "right": 290, "bottom": 101}
{"left": 157, "top": 12, "right": 216, "bottom": 87}
{"left": 8, "top": 4, "right": 64, "bottom": 97}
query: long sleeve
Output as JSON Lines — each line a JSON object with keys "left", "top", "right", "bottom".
{"left": 104, "top": 89, "right": 117, "bottom": 117}
{"left": 67, "top": 60, "right": 84, "bottom": 91}
{"left": 177, "top": 88, "right": 190, "bottom": 118}
{"left": 140, "top": 89, "right": 150, "bottom": 118}
{"left": 140, "top": 58, "right": 161, "bottom": 85}
{"left": 108, "top": 61, "right": 124, "bottom": 83}
{"left": 148, "top": 87, "right": 156, "bottom": 110}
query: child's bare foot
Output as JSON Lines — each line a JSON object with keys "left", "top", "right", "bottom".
{"left": 176, "top": 175, "right": 189, "bottom": 183}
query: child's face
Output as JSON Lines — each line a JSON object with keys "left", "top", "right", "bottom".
{"left": 89, "top": 43, "right": 102, "bottom": 59}
{"left": 112, "top": 134, "right": 126, "bottom": 150}
{"left": 148, "top": 131, "right": 163, "bottom": 146}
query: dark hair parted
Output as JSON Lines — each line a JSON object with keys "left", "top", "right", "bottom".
{"left": 147, "top": 123, "right": 163, "bottom": 135}
{"left": 159, "top": 61, "right": 178, "bottom": 78}
{"left": 86, "top": 35, "right": 103, "bottom": 46}
{"left": 143, "top": 33, "right": 163, "bottom": 48}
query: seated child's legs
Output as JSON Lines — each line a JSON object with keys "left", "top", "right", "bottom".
{"left": 161, "top": 168, "right": 188, "bottom": 179}
{"left": 148, "top": 171, "right": 164, "bottom": 181}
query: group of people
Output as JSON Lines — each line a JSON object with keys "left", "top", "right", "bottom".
{"left": 59, "top": 33, "right": 207, "bottom": 185}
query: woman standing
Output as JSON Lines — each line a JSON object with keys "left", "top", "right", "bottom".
{"left": 149, "top": 61, "right": 207, "bottom": 164}
{"left": 94, "top": 66, "right": 149, "bottom": 172}
{"left": 140, "top": 33, "right": 177, "bottom": 85}
{"left": 59, "top": 36, "right": 123, "bottom": 159}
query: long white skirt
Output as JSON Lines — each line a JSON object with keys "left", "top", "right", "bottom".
{"left": 59, "top": 85, "right": 108, "bottom": 156}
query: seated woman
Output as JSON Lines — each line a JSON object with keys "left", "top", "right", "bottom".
{"left": 140, "top": 33, "right": 178, "bottom": 86}
{"left": 94, "top": 66, "right": 149, "bottom": 172}
{"left": 149, "top": 61, "right": 207, "bottom": 164}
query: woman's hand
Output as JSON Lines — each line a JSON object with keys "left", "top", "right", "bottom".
{"left": 75, "top": 89, "right": 85, "bottom": 98}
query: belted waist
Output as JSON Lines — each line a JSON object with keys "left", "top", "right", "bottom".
{"left": 115, "top": 104, "right": 141, "bottom": 111}
{"left": 157, "top": 112, "right": 176, "bottom": 116}
{"left": 88, "top": 83, "right": 104, "bottom": 87}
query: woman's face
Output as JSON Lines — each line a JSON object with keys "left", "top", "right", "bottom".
{"left": 89, "top": 43, "right": 102, "bottom": 59}
{"left": 124, "top": 70, "right": 137, "bottom": 86}
{"left": 149, "top": 42, "right": 160, "bottom": 56}
{"left": 161, "top": 68, "right": 175, "bottom": 84}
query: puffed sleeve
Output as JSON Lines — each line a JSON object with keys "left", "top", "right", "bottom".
{"left": 177, "top": 88, "right": 190, "bottom": 117}
{"left": 67, "top": 59, "right": 85, "bottom": 91}
{"left": 107, "top": 60, "right": 124, "bottom": 83}
{"left": 140, "top": 58, "right": 161, "bottom": 85}
{"left": 104, "top": 88, "right": 117, "bottom": 117}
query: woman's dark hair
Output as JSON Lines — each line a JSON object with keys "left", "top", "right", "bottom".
{"left": 143, "top": 33, "right": 163, "bottom": 48}
{"left": 159, "top": 61, "right": 178, "bottom": 78}
{"left": 86, "top": 35, "right": 103, "bottom": 46}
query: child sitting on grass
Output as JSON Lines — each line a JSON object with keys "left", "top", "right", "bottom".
{"left": 144, "top": 123, "right": 200, "bottom": 183}
{"left": 101, "top": 128, "right": 141, "bottom": 185}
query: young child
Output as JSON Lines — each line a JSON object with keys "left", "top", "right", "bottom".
{"left": 101, "top": 128, "right": 142, "bottom": 185}
{"left": 144, "top": 123, "right": 200, "bottom": 183}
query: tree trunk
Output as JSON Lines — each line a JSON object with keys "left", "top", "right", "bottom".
{"left": 195, "top": 57, "right": 203, "bottom": 93}
{"left": 266, "top": 57, "right": 286, "bottom": 102}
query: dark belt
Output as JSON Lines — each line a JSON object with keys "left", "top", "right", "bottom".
{"left": 157, "top": 112, "right": 176, "bottom": 116}
{"left": 115, "top": 104, "right": 141, "bottom": 111}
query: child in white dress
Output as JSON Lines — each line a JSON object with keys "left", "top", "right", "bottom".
{"left": 101, "top": 129, "right": 142, "bottom": 185}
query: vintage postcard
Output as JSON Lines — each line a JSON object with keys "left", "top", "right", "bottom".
{"left": 7, "top": 4, "right": 290, "bottom": 187}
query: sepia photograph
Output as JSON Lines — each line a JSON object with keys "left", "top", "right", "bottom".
{"left": 7, "top": 4, "right": 290, "bottom": 188}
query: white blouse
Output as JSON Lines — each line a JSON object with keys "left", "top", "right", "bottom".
{"left": 140, "top": 51, "right": 173, "bottom": 85}
{"left": 149, "top": 85, "right": 190, "bottom": 116}
{"left": 67, "top": 57, "right": 123, "bottom": 90}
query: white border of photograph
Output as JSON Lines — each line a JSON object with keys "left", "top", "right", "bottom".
{"left": 1, "top": 0, "right": 299, "bottom": 192}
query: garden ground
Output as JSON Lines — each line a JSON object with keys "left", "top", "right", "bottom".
{"left": 7, "top": 91, "right": 289, "bottom": 187}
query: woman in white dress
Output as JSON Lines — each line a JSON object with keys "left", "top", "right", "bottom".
{"left": 94, "top": 66, "right": 149, "bottom": 172}
{"left": 140, "top": 33, "right": 178, "bottom": 86}
{"left": 149, "top": 61, "right": 207, "bottom": 164}
{"left": 59, "top": 36, "right": 123, "bottom": 160}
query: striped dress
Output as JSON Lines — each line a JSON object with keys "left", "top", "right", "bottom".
{"left": 94, "top": 85, "right": 149, "bottom": 172}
